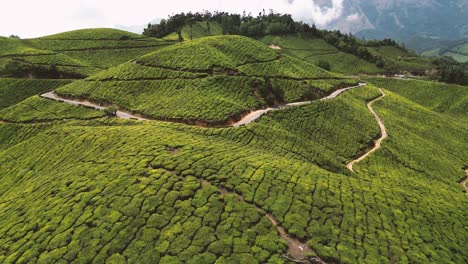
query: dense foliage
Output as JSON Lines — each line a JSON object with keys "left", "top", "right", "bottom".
{"left": 0, "top": 81, "right": 465, "bottom": 263}
{"left": 143, "top": 12, "right": 416, "bottom": 70}
{"left": 0, "top": 29, "right": 173, "bottom": 78}
{"left": 56, "top": 35, "right": 346, "bottom": 123}
{"left": 0, "top": 78, "right": 71, "bottom": 109}
{"left": 0, "top": 22, "right": 466, "bottom": 264}
{"left": 364, "top": 77, "right": 468, "bottom": 120}
{"left": 431, "top": 57, "right": 468, "bottom": 85}
{"left": 0, "top": 96, "right": 104, "bottom": 123}
{"left": 143, "top": 11, "right": 311, "bottom": 40}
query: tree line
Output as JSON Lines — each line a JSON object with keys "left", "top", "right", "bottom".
{"left": 431, "top": 57, "right": 468, "bottom": 85}
{"left": 142, "top": 11, "right": 393, "bottom": 67}
{"left": 144, "top": 11, "right": 466, "bottom": 85}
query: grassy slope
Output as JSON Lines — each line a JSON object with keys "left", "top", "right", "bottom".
{"left": 429, "top": 43, "right": 468, "bottom": 63}
{"left": 56, "top": 35, "right": 352, "bottom": 123}
{"left": 0, "top": 29, "right": 175, "bottom": 77}
{"left": 0, "top": 84, "right": 465, "bottom": 263}
{"left": 0, "top": 78, "right": 72, "bottom": 109}
{"left": 0, "top": 96, "right": 104, "bottom": 122}
{"left": 235, "top": 85, "right": 382, "bottom": 172}
{"left": 260, "top": 34, "right": 383, "bottom": 75}
{"left": 368, "top": 46, "right": 432, "bottom": 73}
{"left": 364, "top": 78, "right": 468, "bottom": 121}
{"left": 260, "top": 35, "right": 433, "bottom": 75}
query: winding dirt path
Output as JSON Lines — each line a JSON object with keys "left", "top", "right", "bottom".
{"left": 40, "top": 83, "right": 366, "bottom": 128}
{"left": 200, "top": 179, "right": 326, "bottom": 263}
{"left": 232, "top": 83, "right": 367, "bottom": 127}
{"left": 346, "top": 88, "right": 387, "bottom": 172}
{"left": 41, "top": 92, "right": 148, "bottom": 121}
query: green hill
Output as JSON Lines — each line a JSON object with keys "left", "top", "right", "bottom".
{"left": 181, "top": 21, "right": 223, "bottom": 40}
{"left": 0, "top": 28, "right": 175, "bottom": 78}
{"left": 422, "top": 39, "right": 468, "bottom": 63}
{"left": 260, "top": 34, "right": 383, "bottom": 75}
{"left": 365, "top": 78, "right": 468, "bottom": 120}
{"left": 0, "top": 82, "right": 465, "bottom": 263}
{"left": 0, "top": 96, "right": 104, "bottom": 123}
{"left": 0, "top": 78, "right": 72, "bottom": 109}
{"left": 55, "top": 35, "right": 354, "bottom": 124}
{"left": 0, "top": 19, "right": 466, "bottom": 264}
{"left": 38, "top": 28, "right": 144, "bottom": 40}
{"left": 259, "top": 35, "right": 433, "bottom": 75}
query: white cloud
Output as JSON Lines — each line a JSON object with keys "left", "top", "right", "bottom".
{"left": 0, "top": 0, "right": 345, "bottom": 38}
{"left": 346, "top": 13, "right": 360, "bottom": 23}
{"left": 286, "top": 0, "right": 344, "bottom": 26}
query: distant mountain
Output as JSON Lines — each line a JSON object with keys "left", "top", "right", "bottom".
{"left": 323, "top": 0, "right": 468, "bottom": 52}
{"left": 421, "top": 38, "right": 468, "bottom": 63}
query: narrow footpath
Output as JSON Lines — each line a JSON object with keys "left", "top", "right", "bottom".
{"left": 200, "top": 180, "right": 326, "bottom": 264}
{"left": 232, "top": 83, "right": 367, "bottom": 127}
{"left": 40, "top": 83, "right": 367, "bottom": 128}
{"left": 41, "top": 92, "right": 148, "bottom": 121}
{"left": 346, "top": 88, "right": 387, "bottom": 172}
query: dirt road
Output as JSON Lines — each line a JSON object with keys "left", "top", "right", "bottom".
{"left": 346, "top": 88, "right": 387, "bottom": 172}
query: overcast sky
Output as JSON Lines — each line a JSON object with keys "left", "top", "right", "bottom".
{"left": 0, "top": 0, "right": 345, "bottom": 38}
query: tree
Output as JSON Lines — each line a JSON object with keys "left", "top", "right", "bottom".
{"left": 317, "top": 60, "right": 331, "bottom": 71}
{"left": 104, "top": 105, "right": 118, "bottom": 117}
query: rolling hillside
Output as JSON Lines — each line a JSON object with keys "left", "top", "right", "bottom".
{"left": 0, "top": 28, "right": 174, "bottom": 78}
{"left": 144, "top": 13, "right": 438, "bottom": 77}
{"left": 0, "top": 78, "right": 72, "bottom": 109}
{"left": 0, "top": 23, "right": 466, "bottom": 264}
{"left": 260, "top": 35, "right": 383, "bottom": 75}
{"left": 364, "top": 77, "right": 468, "bottom": 120}
{"left": 0, "top": 80, "right": 465, "bottom": 263}
{"left": 54, "top": 35, "right": 356, "bottom": 125}
{"left": 422, "top": 39, "right": 468, "bottom": 63}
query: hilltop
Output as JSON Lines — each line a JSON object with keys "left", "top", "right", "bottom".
{"left": 143, "top": 12, "right": 466, "bottom": 84}
{"left": 54, "top": 35, "right": 356, "bottom": 125}
{"left": 0, "top": 28, "right": 174, "bottom": 78}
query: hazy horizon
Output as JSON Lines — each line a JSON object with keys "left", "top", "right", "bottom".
{"left": 1, "top": 0, "right": 346, "bottom": 38}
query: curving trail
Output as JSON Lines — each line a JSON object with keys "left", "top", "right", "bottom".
{"left": 41, "top": 92, "right": 148, "bottom": 121}
{"left": 40, "top": 83, "right": 367, "bottom": 128}
{"left": 232, "top": 83, "right": 367, "bottom": 127}
{"left": 346, "top": 88, "right": 387, "bottom": 172}
{"left": 200, "top": 179, "right": 326, "bottom": 263}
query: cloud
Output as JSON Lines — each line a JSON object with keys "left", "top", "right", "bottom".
{"left": 346, "top": 13, "right": 361, "bottom": 23}
{"left": 286, "top": 0, "right": 344, "bottom": 26}
{"left": 0, "top": 0, "right": 346, "bottom": 38}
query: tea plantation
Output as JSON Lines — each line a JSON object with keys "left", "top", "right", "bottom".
{"left": 0, "top": 27, "right": 466, "bottom": 264}
{"left": 0, "top": 78, "right": 72, "bottom": 109}
{"left": 55, "top": 35, "right": 354, "bottom": 124}
{"left": 364, "top": 77, "right": 468, "bottom": 120}
{"left": 0, "top": 29, "right": 174, "bottom": 77}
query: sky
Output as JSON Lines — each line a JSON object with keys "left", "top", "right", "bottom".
{"left": 0, "top": 0, "right": 345, "bottom": 38}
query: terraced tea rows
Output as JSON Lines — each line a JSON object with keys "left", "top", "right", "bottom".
{"left": 364, "top": 77, "right": 468, "bottom": 120}
{"left": 55, "top": 35, "right": 352, "bottom": 124}
{"left": 0, "top": 96, "right": 104, "bottom": 123}
{"left": 0, "top": 82, "right": 465, "bottom": 263}
{"left": 0, "top": 29, "right": 175, "bottom": 77}
{"left": 0, "top": 25, "right": 466, "bottom": 264}
{"left": 0, "top": 78, "right": 72, "bottom": 109}
{"left": 260, "top": 35, "right": 383, "bottom": 75}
